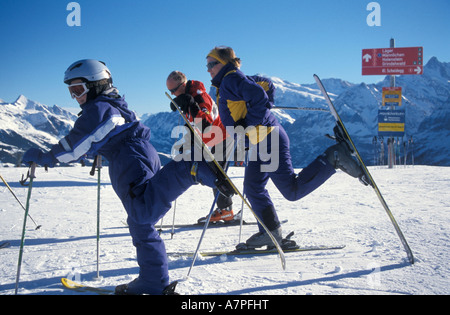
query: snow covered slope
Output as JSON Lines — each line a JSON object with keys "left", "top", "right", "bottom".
{"left": 0, "top": 165, "right": 449, "bottom": 295}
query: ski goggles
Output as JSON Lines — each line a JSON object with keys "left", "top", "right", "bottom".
{"left": 168, "top": 81, "right": 184, "bottom": 94}
{"left": 68, "top": 82, "right": 90, "bottom": 99}
{"left": 206, "top": 61, "right": 220, "bottom": 71}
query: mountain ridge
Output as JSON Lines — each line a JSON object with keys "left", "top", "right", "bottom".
{"left": 1, "top": 57, "right": 449, "bottom": 167}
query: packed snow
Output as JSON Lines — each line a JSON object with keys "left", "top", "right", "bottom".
{"left": 0, "top": 164, "right": 449, "bottom": 295}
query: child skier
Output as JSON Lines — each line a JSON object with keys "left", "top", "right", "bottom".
{"left": 206, "top": 46, "right": 365, "bottom": 248}
{"left": 22, "top": 59, "right": 233, "bottom": 295}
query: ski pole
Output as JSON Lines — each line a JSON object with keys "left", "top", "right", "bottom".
{"left": 187, "top": 144, "right": 235, "bottom": 278}
{"left": 238, "top": 194, "right": 245, "bottom": 244}
{"left": 15, "top": 162, "right": 36, "bottom": 295}
{"left": 187, "top": 190, "right": 221, "bottom": 278}
{"left": 158, "top": 217, "right": 164, "bottom": 235}
{"left": 168, "top": 92, "right": 286, "bottom": 270}
{"left": 238, "top": 150, "right": 249, "bottom": 244}
{"left": 0, "top": 173, "right": 41, "bottom": 230}
{"left": 95, "top": 156, "right": 102, "bottom": 280}
{"left": 170, "top": 200, "right": 177, "bottom": 239}
{"left": 91, "top": 156, "right": 102, "bottom": 280}
{"left": 169, "top": 112, "right": 182, "bottom": 239}
{"left": 273, "top": 106, "right": 329, "bottom": 112}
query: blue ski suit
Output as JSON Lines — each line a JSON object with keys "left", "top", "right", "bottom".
{"left": 36, "top": 92, "right": 217, "bottom": 294}
{"left": 211, "top": 63, "right": 336, "bottom": 232}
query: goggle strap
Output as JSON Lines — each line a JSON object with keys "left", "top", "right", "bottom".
{"left": 86, "top": 78, "right": 112, "bottom": 89}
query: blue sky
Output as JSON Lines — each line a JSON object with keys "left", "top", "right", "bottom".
{"left": 0, "top": 0, "right": 449, "bottom": 115}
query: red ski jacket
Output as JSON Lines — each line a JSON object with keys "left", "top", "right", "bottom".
{"left": 186, "top": 80, "right": 228, "bottom": 146}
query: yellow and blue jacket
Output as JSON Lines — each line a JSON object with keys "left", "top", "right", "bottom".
{"left": 211, "top": 63, "right": 278, "bottom": 145}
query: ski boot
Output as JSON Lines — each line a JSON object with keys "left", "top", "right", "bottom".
{"left": 197, "top": 206, "right": 235, "bottom": 224}
{"left": 325, "top": 124, "right": 370, "bottom": 186}
{"left": 324, "top": 141, "right": 369, "bottom": 186}
{"left": 236, "top": 230, "right": 300, "bottom": 251}
{"left": 115, "top": 278, "right": 179, "bottom": 295}
{"left": 236, "top": 226, "right": 284, "bottom": 250}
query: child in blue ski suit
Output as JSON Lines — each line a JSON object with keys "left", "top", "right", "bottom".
{"left": 206, "top": 47, "right": 363, "bottom": 247}
{"left": 22, "top": 59, "right": 225, "bottom": 295}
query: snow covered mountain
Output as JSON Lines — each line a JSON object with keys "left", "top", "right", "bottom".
{"left": 1, "top": 57, "right": 449, "bottom": 167}
{"left": 0, "top": 95, "right": 77, "bottom": 165}
{"left": 145, "top": 57, "right": 450, "bottom": 167}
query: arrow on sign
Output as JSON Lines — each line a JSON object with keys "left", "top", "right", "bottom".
{"left": 363, "top": 54, "right": 372, "bottom": 63}
{"left": 414, "top": 66, "right": 422, "bottom": 74}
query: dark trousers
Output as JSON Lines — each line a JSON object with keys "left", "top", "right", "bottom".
{"left": 243, "top": 126, "right": 336, "bottom": 232}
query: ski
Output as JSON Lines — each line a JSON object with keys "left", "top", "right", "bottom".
{"left": 168, "top": 231, "right": 344, "bottom": 257}
{"left": 163, "top": 220, "right": 258, "bottom": 229}
{"left": 0, "top": 242, "right": 11, "bottom": 249}
{"left": 154, "top": 219, "right": 289, "bottom": 230}
{"left": 194, "top": 218, "right": 288, "bottom": 229}
{"left": 313, "top": 74, "right": 415, "bottom": 265}
{"left": 61, "top": 278, "right": 114, "bottom": 295}
{"left": 122, "top": 219, "right": 259, "bottom": 229}
{"left": 168, "top": 245, "right": 346, "bottom": 257}
{"left": 166, "top": 92, "right": 286, "bottom": 270}
{"left": 61, "top": 278, "right": 179, "bottom": 295}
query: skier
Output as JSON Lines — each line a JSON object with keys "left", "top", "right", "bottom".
{"left": 206, "top": 46, "right": 365, "bottom": 248}
{"left": 166, "top": 71, "right": 235, "bottom": 223}
{"left": 22, "top": 59, "right": 233, "bottom": 295}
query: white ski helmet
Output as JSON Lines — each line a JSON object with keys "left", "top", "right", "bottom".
{"left": 64, "top": 59, "right": 112, "bottom": 84}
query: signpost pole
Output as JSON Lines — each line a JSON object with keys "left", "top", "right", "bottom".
{"left": 362, "top": 42, "right": 422, "bottom": 169}
{"left": 389, "top": 38, "right": 396, "bottom": 88}
{"left": 388, "top": 38, "right": 395, "bottom": 169}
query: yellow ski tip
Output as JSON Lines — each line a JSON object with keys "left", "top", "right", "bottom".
{"left": 61, "top": 278, "right": 85, "bottom": 290}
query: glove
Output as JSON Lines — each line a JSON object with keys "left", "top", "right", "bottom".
{"left": 169, "top": 100, "right": 177, "bottom": 112}
{"left": 22, "top": 148, "right": 57, "bottom": 168}
{"left": 173, "top": 94, "right": 200, "bottom": 117}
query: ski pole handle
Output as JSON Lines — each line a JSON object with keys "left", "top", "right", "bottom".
{"left": 19, "top": 162, "right": 37, "bottom": 186}
{"left": 29, "top": 162, "right": 36, "bottom": 178}
{"left": 90, "top": 155, "right": 102, "bottom": 176}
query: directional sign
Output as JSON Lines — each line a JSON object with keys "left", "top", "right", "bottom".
{"left": 382, "top": 87, "right": 402, "bottom": 107}
{"left": 362, "top": 47, "right": 423, "bottom": 76}
{"left": 378, "top": 109, "right": 405, "bottom": 137}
